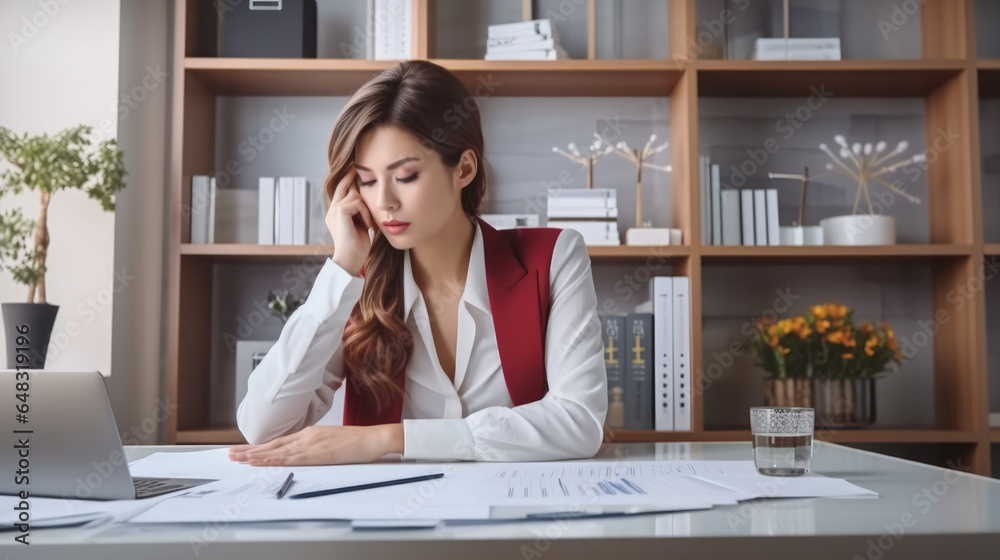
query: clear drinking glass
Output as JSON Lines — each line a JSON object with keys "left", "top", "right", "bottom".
{"left": 749, "top": 407, "right": 814, "bottom": 476}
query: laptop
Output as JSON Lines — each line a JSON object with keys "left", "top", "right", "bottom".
{"left": 0, "top": 370, "right": 216, "bottom": 500}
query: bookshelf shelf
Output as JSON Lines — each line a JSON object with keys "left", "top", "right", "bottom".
{"left": 603, "top": 429, "right": 978, "bottom": 444}
{"left": 183, "top": 427, "right": 979, "bottom": 446}
{"left": 177, "top": 428, "right": 246, "bottom": 445}
{"left": 180, "top": 243, "right": 689, "bottom": 262}
{"left": 186, "top": 57, "right": 683, "bottom": 97}
{"left": 694, "top": 59, "right": 965, "bottom": 97}
{"left": 699, "top": 244, "right": 974, "bottom": 264}
{"left": 166, "top": 0, "right": 997, "bottom": 476}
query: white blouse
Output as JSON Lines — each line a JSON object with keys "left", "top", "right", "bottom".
{"left": 236, "top": 222, "right": 608, "bottom": 462}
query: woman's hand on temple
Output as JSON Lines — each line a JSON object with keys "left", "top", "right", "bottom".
{"left": 228, "top": 424, "right": 404, "bottom": 466}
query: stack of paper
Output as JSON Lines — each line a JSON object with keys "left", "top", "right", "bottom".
{"left": 485, "top": 19, "right": 570, "bottom": 61}
{"left": 0, "top": 449, "right": 877, "bottom": 529}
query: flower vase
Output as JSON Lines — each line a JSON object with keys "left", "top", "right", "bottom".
{"left": 763, "top": 378, "right": 813, "bottom": 408}
{"left": 812, "top": 378, "right": 877, "bottom": 428}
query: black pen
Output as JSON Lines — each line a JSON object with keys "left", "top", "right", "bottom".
{"left": 275, "top": 472, "right": 295, "bottom": 499}
{"left": 288, "top": 472, "right": 444, "bottom": 500}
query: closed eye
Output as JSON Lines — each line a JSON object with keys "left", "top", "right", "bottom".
{"left": 357, "top": 174, "right": 418, "bottom": 187}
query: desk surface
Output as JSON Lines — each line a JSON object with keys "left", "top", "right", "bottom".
{"left": 8, "top": 442, "right": 1000, "bottom": 560}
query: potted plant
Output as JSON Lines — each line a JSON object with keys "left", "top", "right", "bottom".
{"left": 0, "top": 125, "right": 126, "bottom": 369}
{"left": 814, "top": 135, "right": 924, "bottom": 245}
{"left": 749, "top": 303, "right": 904, "bottom": 427}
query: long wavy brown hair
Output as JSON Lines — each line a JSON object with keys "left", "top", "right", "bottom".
{"left": 324, "top": 60, "right": 489, "bottom": 414}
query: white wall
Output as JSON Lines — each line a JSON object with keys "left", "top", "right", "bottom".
{"left": 1, "top": 0, "right": 172, "bottom": 441}
{"left": 0, "top": 0, "right": 120, "bottom": 377}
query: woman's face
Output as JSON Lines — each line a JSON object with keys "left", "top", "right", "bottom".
{"left": 354, "top": 124, "right": 475, "bottom": 250}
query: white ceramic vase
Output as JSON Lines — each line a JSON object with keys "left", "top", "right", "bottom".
{"left": 820, "top": 215, "right": 896, "bottom": 245}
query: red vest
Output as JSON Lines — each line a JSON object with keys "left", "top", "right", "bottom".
{"left": 341, "top": 217, "right": 562, "bottom": 426}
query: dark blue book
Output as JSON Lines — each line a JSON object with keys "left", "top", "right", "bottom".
{"left": 600, "top": 314, "right": 628, "bottom": 429}
{"left": 624, "top": 313, "right": 654, "bottom": 430}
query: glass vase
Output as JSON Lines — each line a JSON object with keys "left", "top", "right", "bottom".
{"left": 812, "top": 378, "right": 877, "bottom": 428}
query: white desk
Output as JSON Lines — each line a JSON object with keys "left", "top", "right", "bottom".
{"left": 6, "top": 442, "right": 1000, "bottom": 559}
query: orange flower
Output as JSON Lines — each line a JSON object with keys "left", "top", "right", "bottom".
{"left": 816, "top": 319, "right": 831, "bottom": 334}
{"left": 769, "top": 336, "right": 780, "bottom": 348}
{"left": 865, "top": 336, "right": 878, "bottom": 357}
{"left": 780, "top": 346, "right": 791, "bottom": 355}
{"left": 811, "top": 305, "right": 825, "bottom": 318}
{"left": 841, "top": 352, "right": 853, "bottom": 359}
{"left": 826, "top": 330, "right": 845, "bottom": 344}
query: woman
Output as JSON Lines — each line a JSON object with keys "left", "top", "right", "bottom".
{"left": 231, "top": 60, "right": 607, "bottom": 466}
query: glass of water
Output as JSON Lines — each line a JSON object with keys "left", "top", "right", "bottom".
{"left": 749, "top": 407, "right": 814, "bottom": 476}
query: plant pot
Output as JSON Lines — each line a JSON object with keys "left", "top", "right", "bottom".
{"left": 762, "top": 378, "right": 813, "bottom": 408}
{"left": 820, "top": 215, "right": 896, "bottom": 245}
{"left": 812, "top": 378, "right": 877, "bottom": 428}
{"left": 2, "top": 303, "right": 59, "bottom": 369}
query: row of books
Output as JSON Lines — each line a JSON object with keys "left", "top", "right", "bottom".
{"left": 700, "top": 156, "right": 780, "bottom": 246}
{"left": 602, "top": 276, "right": 691, "bottom": 432}
{"left": 485, "top": 18, "right": 570, "bottom": 61}
{"left": 546, "top": 188, "right": 620, "bottom": 246}
{"left": 188, "top": 176, "right": 312, "bottom": 245}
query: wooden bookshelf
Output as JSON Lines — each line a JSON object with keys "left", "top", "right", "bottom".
{"left": 180, "top": 243, "right": 690, "bottom": 262}
{"left": 694, "top": 59, "right": 966, "bottom": 98}
{"left": 165, "top": 0, "right": 998, "bottom": 476}
{"left": 612, "top": 428, "right": 981, "bottom": 444}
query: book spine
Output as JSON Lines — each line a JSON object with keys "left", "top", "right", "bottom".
{"left": 721, "top": 189, "right": 741, "bottom": 246}
{"left": 293, "top": 177, "right": 308, "bottom": 245}
{"left": 487, "top": 19, "right": 550, "bottom": 39}
{"left": 741, "top": 189, "right": 755, "bottom": 245}
{"left": 753, "top": 189, "right": 767, "bottom": 246}
{"left": 258, "top": 177, "right": 275, "bottom": 245}
{"left": 277, "top": 177, "right": 295, "bottom": 245}
{"left": 710, "top": 164, "right": 722, "bottom": 245}
{"left": 602, "top": 314, "right": 628, "bottom": 430}
{"left": 766, "top": 188, "right": 780, "bottom": 247}
{"left": 207, "top": 176, "right": 217, "bottom": 244}
{"left": 546, "top": 207, "right": 618, "bottom": 219}
{"left": 652, "top": 277, "right": 674, "bottom": 431}
{"left": 190, "top": 175, "right": 210, "bottom": 244}
{"left": 700, "top": 156, "right": 710, "bottom": 245}
{"left": 672, "top": 276, "right": 691, "bottom": 432}
{"left": 625, "top": 312, "right": 654, "bottom": 430}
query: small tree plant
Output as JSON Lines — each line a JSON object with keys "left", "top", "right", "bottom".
{"left": 0, "top": 125, "right": 126, "bottom": 304}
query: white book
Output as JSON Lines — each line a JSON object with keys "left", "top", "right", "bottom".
{"left": 487, "top": 37, "right": 557, "bottom": 54}
{"left": 257, "top": 177, "right": 275, "bottom": 245}
{"left": 547, "top": 206, "right": 618, "bottom": 219}
{"left": 547, "top": 188, "right": 618, "bottom": 208}
{"left": 207, "top": 177, "right": 217, "bottom": 244}
{"left": 699, "top": 156, "right": 710, "bottom": 245}
{"left": 546, "top": 220, "right": 618, "bottom": 237}
{"left": 765, "top": 188, "right": 780, "bottom": 246}
{"left": 479, "top": 214, "right": 540, "bottom": 229}
{"left": 485, "top": 48, "right": 564, "bottom": 61}
{"left": 710, "top": 164, "right": 722, "bottom": 245}
{"left": 190, "top": 175, "right": 211, "bottom": 244}
{"left": 365, "top": 0, "right": 375, "bottom": 58}
{"left": 721, "top": 189, "right": 742, "bottom": 246}
{"left": 293, "top": 177, "right": 308, "bottom": 245}
{"left": 752, "top": 37, "right": 841, "bottom": 61}
{"left": 487, "top": 18, "right": 554, "bottom": 40}
{"left": 741, "top": 189, "right": 755, "bottom": 245}
{"left": 652, "top": 277, "right": 674, "bottom": 431}
{"left": 277, "top": 177, "right": 295, "bottom": 245}
{"left": 753, "top": 189, "right": 767, "bottom": 246}
{"left": 487, "top": 33, "right": 554, "bottom": 49}
{"left": 374, "top": 0, "right": 410, "bottom": 59}
{"left": 671, "top": 276, "right": 691, "bottom": 432}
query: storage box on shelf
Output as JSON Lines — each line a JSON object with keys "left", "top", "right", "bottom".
{"left": 166, "top": 0, "right": 995, "bottom": 476}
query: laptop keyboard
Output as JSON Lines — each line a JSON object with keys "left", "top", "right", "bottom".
{"left": 133, "top": 478, "right": 185, "bottom": 498}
